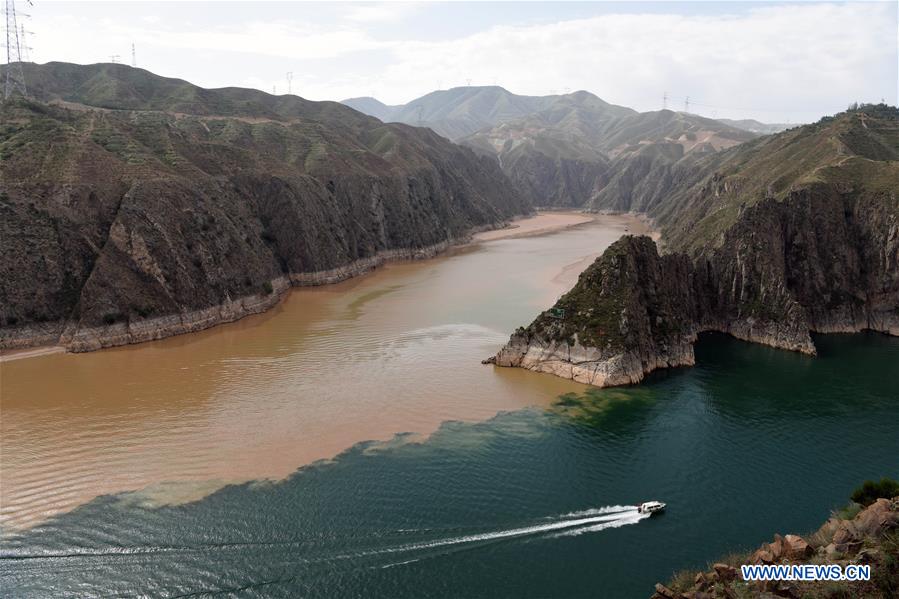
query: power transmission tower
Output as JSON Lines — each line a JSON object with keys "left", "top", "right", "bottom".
{"left": 109, "top": 54, "right": 119, "bottom": 63}
{"left": 4, "top": 0, "right": 31, "bottom": 99}
{"left": 131, "top": 42, "right": 136, "bottom": 67}
{"left": 684, "top": 96, "right": 690, "bottom": 113}
{"left": 286, "top": 71, "right": 292, "bottom": 95}
{"left": 662, "top": 91, "right": 667, "bottom": 110}
{"left": 19, "top": 24, "right": 31, "bottom": 61}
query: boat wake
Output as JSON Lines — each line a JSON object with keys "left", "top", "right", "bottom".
{"left": 377, "top": 505, "right": 650, "bottom": 567}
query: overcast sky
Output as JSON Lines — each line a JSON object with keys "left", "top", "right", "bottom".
{"left": 21, "top": 1, "right": 899, "bottom": 123}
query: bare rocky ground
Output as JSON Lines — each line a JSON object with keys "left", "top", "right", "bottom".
{"left": 652, "top": 497, "right": 899, "bottom": 599}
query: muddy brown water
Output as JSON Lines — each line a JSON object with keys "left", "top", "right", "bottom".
{"left": 0, "top": 214, "right": 646, "bottom": 530}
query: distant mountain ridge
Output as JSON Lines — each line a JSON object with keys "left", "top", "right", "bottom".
{"left": 344, "top": 86, "right": 760, "bottom": 208}
{"left": 716, "top": 118, "right": 791, "bottom": 135}
{"left": 341, "top": 96, "right": 399, "bottom": 122}
{"left": 346, "top": 86, "right": 567, "bottom": 141}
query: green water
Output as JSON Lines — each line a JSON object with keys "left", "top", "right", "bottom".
{"left": 2, "top": 332, "right": 897, "bottom": 597}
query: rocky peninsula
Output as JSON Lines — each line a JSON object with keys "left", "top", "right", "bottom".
{"left": 488, "top": 105, "right": 898, "bottom": 386}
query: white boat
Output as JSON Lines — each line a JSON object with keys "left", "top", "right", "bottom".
{"left": 637, "top": 500, "right": 666, "bottom": 514}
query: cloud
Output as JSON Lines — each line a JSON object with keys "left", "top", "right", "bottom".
{"left": 33, "top": 16, "right": 386, "bottom": 63}
{"left": 356, "top": 2, "right": 895, "bottom": 120}
{"left": 26, "top": 2, "right": 897, "bottom": 122}
{"left": 344, "top": 2, "right": 421, "bottom": 23}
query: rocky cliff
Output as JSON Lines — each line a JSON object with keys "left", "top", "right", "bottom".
{"left": 652, "top": 496, "right": 899, "bottom": 599}
{"left": 489, "top": 106, "right": 898, "bottom": 386}
{"left": 0, "top": 63, "right": 530, "bottom": 352}
{"left": 487, "top": 236, "right": 698, "bottom": 386}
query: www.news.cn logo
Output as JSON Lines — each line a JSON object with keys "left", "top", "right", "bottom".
{"left": 741, "top": 564, "right": 871, "bottom": 582}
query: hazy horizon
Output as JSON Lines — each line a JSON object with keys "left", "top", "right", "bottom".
{"left": 14, "top": 1, "right": 899, "bottom": 124}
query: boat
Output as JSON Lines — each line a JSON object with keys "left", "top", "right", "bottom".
{"left": 637, "top": 500, "right": 666, "bottom": 514}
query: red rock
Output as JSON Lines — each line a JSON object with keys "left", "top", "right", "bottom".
{"left": 854, "top": 498, "right": 899, "bottom": 538}
{"left": 783, "top": 534, "right": 812, "bottom": 559}
{"left": 833, "top": 521, "right": 860, "bottom": 546}
{"left": 693, "top": 572, "right": 708, "bottom": 589}
{"left": 713, "top": 563, "right": 737, "bottom": 582}
{"left": 769, "top": 533, "right": 785, "bottom": 560}
{"left": 653, "top": 583, "right": 678, "bottom": 599}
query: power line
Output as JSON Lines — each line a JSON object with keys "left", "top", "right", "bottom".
{"left": 665, "top": 94, "right": 814, "bottom": 115}
{"left": 18, "top": 24, "right": 32, "bottom": 62}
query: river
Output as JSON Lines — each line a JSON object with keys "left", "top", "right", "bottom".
{"left": 1, "top": 214, "right": 897, "bottom": 597}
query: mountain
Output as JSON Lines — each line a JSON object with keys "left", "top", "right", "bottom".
{"left": 487, "top": 105, "right": 899, "bottom": 386}
{"left": 464, "top": 102, "right": 754, "bottom": 209}
{"left": 345, "top": 86, "right": 759, "bottom": 208}
{"left": 343, "top": 85, "right": 563, "bottom": 141}
{"left": 717, "top": 117, "right": 792, "bottom": 135}
{"left": 0, "top": 62, "right": 530, "bottom": 352}
{"left": 341, "top": 96, "right": 398, "bottom": 122}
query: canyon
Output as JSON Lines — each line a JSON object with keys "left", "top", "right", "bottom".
{"left": 0, "top": 63, "right": 529, "bottom": 352}
{"left": 489, "top": 105, "right": 898, "bottom": 386}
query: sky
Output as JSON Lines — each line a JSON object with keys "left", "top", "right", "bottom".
{"left": 16, "top": 1, "right": 899, "bottom": 123}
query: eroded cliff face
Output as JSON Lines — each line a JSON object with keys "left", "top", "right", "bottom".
{"left": 489, "top": 236, "right": 698, "bottom": 386}
{"left": 500, "top": 152, "right": 610, "bottom": 209}
{"left": 0, "top": 75, "right": 529, "bottom": 352}
{"left": 491, "top": 106, "right": 898, "bottom": 386}
{"left": 491, "top": 181, "right": 898, "bottom": 386}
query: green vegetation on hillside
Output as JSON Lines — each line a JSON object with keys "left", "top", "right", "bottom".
{"left": 0, "top": 63, "right": 529, "bottom": 349}
{"left": 852, "top": 478, "right": 899, "bottom": 507}
{"left": 655, "top": 104, "right": 899, "bottom": 254}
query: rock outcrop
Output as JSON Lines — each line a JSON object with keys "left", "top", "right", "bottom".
{"left": 652, "top": 496, "right": 899, "bottom": 599}
{"left": 488, "top": 236, "right": 698, "bottom": 386}
{"left": 0, "top": 63, "right": 530, "bottom": 352}
{"left": 489, "top": 106, "right": 899, "bottom": 387}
